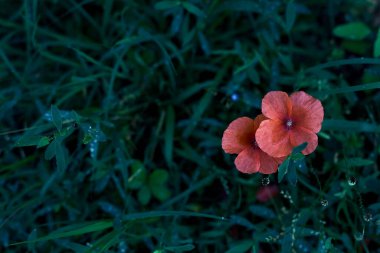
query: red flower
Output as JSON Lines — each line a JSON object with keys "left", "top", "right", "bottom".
{"left": 256, "top": 91, "right": 324, "bottom": 157}
{"left": 256, "top": 185, "right": 279, "bottom": 202}
{"left": 222, "top": 115, "right": 283, "bottom": 174}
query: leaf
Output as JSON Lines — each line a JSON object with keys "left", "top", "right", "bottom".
{"left": 285, "top": 1, "right": 296, "bottom": 32}
{"left": 164, "top": 106, "right": 175, "bottom": 166}
{"left": 128, "top": 161, "right": 147, "bottom": 189}
{"left": 149, "top": 169, "right": 169, "bottom": 185}
{"left": 229, "top": 215, "right": 255, "bottom": 229}
{"left": 219, "top": 0, "right": 260, "bottom": 12}
{"left": 138, "top": 186, "right": 151, "bottom": 205}
{"left": 182, "top": 2, "right": 205, "bottom": 17}
{"left": 333, "top": 22, "right": 371, "bottom": 40}
{"left": 45, "top": 139, "right": 57, "bottom": 160}
{"left": 164, "top": 244, "right": 195, "bottom": 252}
{"left": 154, "top": 1, "right": 180, "bottom": 10}
{"left": 287, "top": 164, "right": 297, "bottom": 185}
{"left": 122, "top": 210, "right": 227, "bottom": 221}
{"left": 306, "top": 58, "right": 380, "bottom": 73}
{"left": 11, "top": 221, "right": 113, "bottom": 245}
{"left": 55, "top": 240, "right": 88, "bottom": 253}
{"left": 152, "top": 186, "right": 171, "bottom": 201}
{"left": 312, "top": 82, "right": 380, "bottom": 97}
{"left": 82, "top": 134, "right": 93, "bottom": 144}
{"left": 280, "top": 231, "right": 292, "bottom": 253}
{"left": 374, "top": 28, "right": 380, "bottom": 57}
{"left": 249, "top": 205, "right": 276, "bottom": 219}
{"left": 198, "top": 31, "right": 210, "bottom": 55}
{"left": 82, "top": 230, "right": 120, "bottom": 253}
{"left": 27, "top": 229, "right": 37, "bottom": 252}
{"left": 15, "top": 135, "right": 41, "bottom": 147}
{"left": 323, "top": 119, "right": 380, "bottom": 133}
{"left": 51, "top": 105, "right": 62, "bottom": 132}
{"left": 341, "top": 40, "right": 370, "bottom": 55}
{"left": 55, "top": 139, "right": 67, "bottom": 172}
{"left": 291, "top": 142, "right": 307, "bottom": 154}
{"left": 149, "top": 170, "right": 171, "bottom": 201}
{"left": 37, "top": 136, "right": 50, "bottom": 148}
{"left": 225, "top": 241, "right": 253, "bottom": 253}
{"left": 324, "top": 238, "right": 333, "bottom": 250}
{"left": 342, "top": 158, "right": 374, "bottom": 167}
{"left": 278, "top": 157, "right": 290, "bottom": 183}
{"left": 44, "top": 138, "right": 67, "bottom": 172}
{"left": 170, "top": 8, "right": 183, "bottom": 34}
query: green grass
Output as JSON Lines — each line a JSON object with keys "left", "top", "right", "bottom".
{"left": 1, "top": 0, "right": 380, "bottom": 252}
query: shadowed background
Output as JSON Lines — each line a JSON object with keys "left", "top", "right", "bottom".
{"left": 0, "top": 0, "right": 380, "bottom": 252}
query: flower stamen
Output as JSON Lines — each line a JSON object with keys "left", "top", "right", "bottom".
{"left": 286, "top": 119, "right": 293, "bottom": 129}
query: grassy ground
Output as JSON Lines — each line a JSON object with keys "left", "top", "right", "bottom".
{"left": 1, "top": 0, "right": 380, "bottom": 252}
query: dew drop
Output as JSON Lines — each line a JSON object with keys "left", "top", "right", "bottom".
{"left": 363, "top": 212, "right": 372, "bottom": 222}
{"left": 354, "top": 232, "right": 363, "bottom": 241}
{"left": 261, "top": 177, "right": 270, "bottom": 185}
{"left": 347, "top": 176, "right": 356, "bottom": 186}
{"left": 231, "top": 93, "right": 239, "bottom": 101}
{"left": 320, "top": 199, "right": 328, "bottom": 207}
{"left": 118, "top": 241, "right": 127, "bottom": 253}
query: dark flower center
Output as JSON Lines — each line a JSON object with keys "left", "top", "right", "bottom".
{"left": 285, "top": 119, "right": 293, "bottom": 130}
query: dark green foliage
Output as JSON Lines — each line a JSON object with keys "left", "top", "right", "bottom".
{"left": 1, "top": 0, "right": 380, "bottom": 252}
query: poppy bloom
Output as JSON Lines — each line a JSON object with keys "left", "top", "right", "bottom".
{"left": 256, "top": 185, "right": 279, "bottom": 202}
{"left": 222, "top": 115, "right": 283, "bottom": 174}
{"left": 256, "top": 91, "right": 324, "bottom": 157}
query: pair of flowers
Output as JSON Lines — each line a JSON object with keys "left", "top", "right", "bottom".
{"left": 222, "top": 91, "right": 324, "bottom": 174}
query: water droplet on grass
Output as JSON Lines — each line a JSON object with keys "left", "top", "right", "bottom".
{"left": 261, "top": 177, "right": 270, "bottom": 185}
{"left": 354, "top": 232, "right": 363, "bottom": 241}
{"left": 231, "top": 93, "right": 239, "bottom": 101}
{"left": 118, "top": 241, "right": 127, "bottom": 253}
{"left": 363, "top": 212, "right": 372, "bottom": 222}
{"left": 348, "top": 176, "right": 356, "bottom": 186}
{"left": 321, "top": 199, "right": 328, "bottom": 207}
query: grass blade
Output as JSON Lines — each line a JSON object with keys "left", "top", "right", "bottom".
{"left": 164, "top": 106, "right": 175, "bottom": 167}
{"left": 313, "top": 82, "right": 380, "bottom": 97}
{"left": 11, "top": 221, "right": 114, "bottom": 245}
{"left": 306, "top": 58, "right": 380, "bottom": 73}
{"left": 323, "top": 119, "right": 380, "bottom": 132}
{"left": 122, "top": 210, "right": 227, "bottom": 221}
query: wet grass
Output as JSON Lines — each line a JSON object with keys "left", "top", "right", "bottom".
{"left": 0, "top": 0, "right": 380, "bottom": 252}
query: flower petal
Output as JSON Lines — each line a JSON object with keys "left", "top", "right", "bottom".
{"left": 290, "top": 91, "right": 324, "bottom": 133}
{"left": 290, "top": 126, "right": 318, "bottom": 155}
{"left": 222, "top": 117, "right": 255, "bottom": 154}
{"left": 234, "top": 147, "right": 260, "bottom": 174}
{"left": 262, "top": 91, "right": 292, "bottom": 120}
{"left": 253, "top": 114, "right": 267, "bottom": 132}
{"left": 256, "top": 119, "right": 293, "bottom": 157}
{"left": 258, "top": 150, "right": 281, "bottom": 174}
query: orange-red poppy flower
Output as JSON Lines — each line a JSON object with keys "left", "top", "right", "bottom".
{"left": 256, "top": 91, "right": 324, "bottom": 157}
{"left": 222, "top": 115, "right": 283, "bottom": 174}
